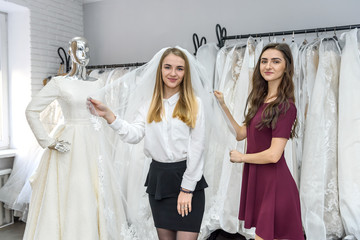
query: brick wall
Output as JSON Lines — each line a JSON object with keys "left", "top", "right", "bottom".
{"left": 8, "top": 0, "right": 84, "bottom": 95}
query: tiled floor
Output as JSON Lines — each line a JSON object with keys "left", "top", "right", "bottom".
{"left": 0, "top": 220, "right": 248, "bottom": 240}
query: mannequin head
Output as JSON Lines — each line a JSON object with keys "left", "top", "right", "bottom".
{"left": 67, "top": 37, "right": 91, "bottom": 79}
{"left": 69, "top": 36, "right": 90, "bottom": 67}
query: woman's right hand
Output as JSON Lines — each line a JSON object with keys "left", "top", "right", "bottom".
{"left": 87, "top": 97, "right": 116, "bottom": 124}
{"left": 214, "top": 90, "right": 225, "bottom": 106}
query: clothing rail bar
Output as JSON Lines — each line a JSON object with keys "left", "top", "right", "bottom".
{"left": 87, "top": 62, "right": 147, "bottom": 70}
{"left": 223, "top": 24, "right": 360, "bottom": 40}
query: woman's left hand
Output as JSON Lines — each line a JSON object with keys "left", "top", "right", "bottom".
{"left": 229, "top": 150, "right": 244, "bottom": 163}
{"left": 177, "top": 190, "right": 193, "bottom": 217}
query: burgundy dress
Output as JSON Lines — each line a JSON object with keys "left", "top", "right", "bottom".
{"left": 239, "top": 102, "right": 304, "bottom": 240}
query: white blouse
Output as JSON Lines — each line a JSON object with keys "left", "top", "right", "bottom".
{"left": 109, "top": 92, "right": 205, "bottom": 191}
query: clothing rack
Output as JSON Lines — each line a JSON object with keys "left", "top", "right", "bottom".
{"left": 87, "top": 62, "right": 147, "bottom": 70}
{"left": 221, "top": 23, "right": 360, "bottom": 46}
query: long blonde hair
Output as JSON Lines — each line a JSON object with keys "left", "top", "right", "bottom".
{"left": 147, "top": 48, "right": 198, "bottom": 128}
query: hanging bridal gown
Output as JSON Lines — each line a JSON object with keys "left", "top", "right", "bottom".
{"left": 254, "top": 38, "right": 264, "bottom": 61}
{"left": 292, "top": 41, "right": 309, "bottom": 189}
{"left": 303, "top": 40, "right": 320, "bottom": 115}
{"left": 214, "top": 45, "right": 230, "bottom": 91}
{"left": 291, "top": 40, "right": 320, "bottom": 187}
{"left": 230, "top": 37, "right": 256, "bottom": 239}
{"left": 23, "top": 76, "right": 126, "bottom": 240}
{"left": 200, "top": 38, "right": 256, "bottom": 240}
{"left": 196, "top": 42, "right": 219, "bottom": 89}
{"left": 300, "top": 38, "right": 344, "bottom": 240}
{"left": 338, "top": 28, "right": 360, "bottom": 239}
{"left": 200, "top": 42, "right": 243, "bottom": 239}
{"left": 92, "top": 67, "right": 157, "bottom": 240}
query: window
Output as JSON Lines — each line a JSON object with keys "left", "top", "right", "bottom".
{"left": 0, "top": 12, "right": 9, "bottom": 149}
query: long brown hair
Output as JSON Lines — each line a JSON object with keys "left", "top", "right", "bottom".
{"left": 147, "top": 48, "right": 198, "bottom": 128}
{"left": 244, "top": 43, "right": 297, "bottom": 138}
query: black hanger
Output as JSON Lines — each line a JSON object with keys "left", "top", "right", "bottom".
{"left": 216, "top": 24, "right": 227, "bottom": 48}
{"left": 57, "top": 47, "right": 71, "bottom": 73}
{"left": 193, "top": 33, "right": 207, "bottom": 55}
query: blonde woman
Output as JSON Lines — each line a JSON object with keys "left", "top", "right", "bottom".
{"left": 88, "top": 47, "right": 208, "bottom": 240}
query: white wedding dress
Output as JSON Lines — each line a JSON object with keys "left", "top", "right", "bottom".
{"left": 23, "top": 76, "right": 126, "bottom": 240}
{"left": 338, "top": 28, "right": 360, "bottom": 239}
{"left": 300, "top": 38, "right": 344, "bottom": 240}
{"left": 200, "top": 38, "right": 256, "bottom": 240}
{"left": 196, "top": 42, "right": 219, "bottom": 89}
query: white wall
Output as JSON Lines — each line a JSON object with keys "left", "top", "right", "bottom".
{"left": 0, "top": 0, "right": 84, "bottom": 148}
{"left": 83, "top": 0, "right": 360, "bottom": 65}
{"left": 1, "top": 0, "right": 84, "bottom": 95}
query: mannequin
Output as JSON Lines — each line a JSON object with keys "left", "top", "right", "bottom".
{"left": 23, "top": 37, "right": 124, "bottom": 240}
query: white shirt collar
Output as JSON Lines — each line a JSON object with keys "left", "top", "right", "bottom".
{"left": 164, "top": 92, "right": 180, "bottom": 106}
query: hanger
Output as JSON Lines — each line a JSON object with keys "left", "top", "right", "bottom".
{"left": 315, "top": 29, "right": 319, "bottom": 41}
{"left": 43, "top": 76, "right": 52, "bottom": 86}
{"left": 302, "top": 30, "right": 308, "bottom": 45}
{"left": 192, "top": 33, "right": 207, "bottom": 55}
{"left": 216, "top": 24, "right": 227, "bottom": 48}
{"left": 333, "top": 27, "right": 338, "bottom": 41}
{"left": 57, "top": 47, "right": 70, "bottom": 73}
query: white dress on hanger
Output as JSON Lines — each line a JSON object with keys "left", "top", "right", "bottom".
{"left": 214, "top": 45, "right": 229, "bottom": 91}
{"left": 23, "top": 76, "right": 127, "bottom": 240}
{"left": 254, "top": 38, "right": 264, "bottom": 62}
{"left": 196, "top": 42, "right": 219, "bottom": 90}
{"left": 200, "top": 38, "right": 256, "bottom": 240}
{"left": 300, "top": 38, "right": 344, "bottom": 240}
{"left": 338, "top": 28, "right": 360, "bottom": 239}
{"left": 292, "top": 42, "right": 307, "bottom": 186}
{"left": 292, "top": 40, "right": 320, "bottom": 187}
{"left": 303, "top": 40, "right": 320, "bottom": 111}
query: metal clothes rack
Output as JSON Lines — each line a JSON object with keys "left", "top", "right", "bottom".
{"left": 220, "top": 23, "right": 360, "bottom": 46}
{"left": 87, "top": 62, "right": 147, "bottom": 70}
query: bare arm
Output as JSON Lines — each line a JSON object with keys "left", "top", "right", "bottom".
{"left": 214, "top": 90, "right": 246, "bottom": 141}
{"left": 230, "top": 137, "right": 288, "bottom": 164}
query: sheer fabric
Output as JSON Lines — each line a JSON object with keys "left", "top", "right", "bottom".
{"left": 300, "top": 38, "right": 344, "bottom": 240}
{"left": 338, "top": 28, "right": 360, "bottom": 239}
{"left": 89, "top": 46, "right": 234, "bottom": 240}
{"left": 200, "top": 38, "right": 256, "bottom": 240}
{"left": 196, "top": 42, "right": 219, "bottom": 90}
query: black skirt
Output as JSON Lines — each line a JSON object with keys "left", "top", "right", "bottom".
{"left": 145, "top": 159, "right": 208, "bottom": 233}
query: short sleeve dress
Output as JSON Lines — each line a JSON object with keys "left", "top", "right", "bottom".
{"left": 239, "top": 101, "right": 304, "bottom": 240}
